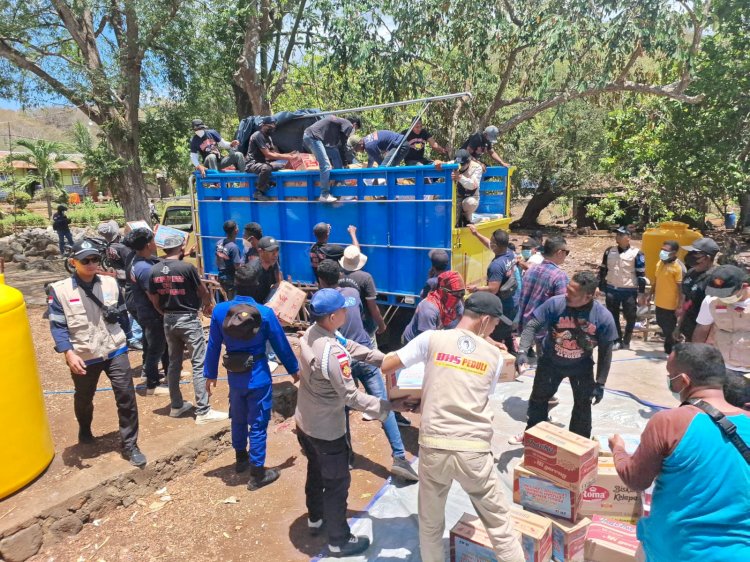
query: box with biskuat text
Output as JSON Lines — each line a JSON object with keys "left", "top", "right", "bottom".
{"left": 511, "top": 507, "right": 553, "bottom": 562}
{"left": 513, "top": 461, "right": 581, "bottom": 522}
{"left": 549, "top": 515, "right": 590, "bottom": 562}
{"left": 523, "top": 422, "right": 599, "bottom": 493}
{"left": 266, "top": 281, "right": 307, "bottom": 325}
{"left": 579, "top": 457, "right": 641, "bottom": 521}
{"left": 584, "top": 515, "right": 644, "bottom": 562}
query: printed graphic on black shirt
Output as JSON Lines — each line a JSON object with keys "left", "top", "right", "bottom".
{"left": 551, "top": 315, "right": 598, "bottom": 360}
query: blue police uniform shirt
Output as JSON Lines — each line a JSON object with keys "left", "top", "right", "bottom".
{"left": 532, "top": 294, "right": 618, "bottom": 366}
{"left": 204, "top": 295, "right": 299, "bottom": 389}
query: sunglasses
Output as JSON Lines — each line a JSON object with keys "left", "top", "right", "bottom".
{"left": 79, "top": 255, "right": 101, "bottom": 265}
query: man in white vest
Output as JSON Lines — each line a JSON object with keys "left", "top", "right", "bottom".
{"left": 48, "top": 240, "right": 145, "bottom": 467}
{"left": 692, "top": 265, "right": 750, "bottom": 379}
{"left": 382, "top": 292, "right": 524, "bottom": 562}
{"left": 598, "top": 226, "right": 647, "bottom": 350}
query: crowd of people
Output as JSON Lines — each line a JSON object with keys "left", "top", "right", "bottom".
{"left": 47, "top": 209, "right": 749, "bottom": 559}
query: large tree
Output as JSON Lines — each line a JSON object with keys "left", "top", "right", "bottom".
{"left": 0, "top": 1, "right": 188, "bottom": 221}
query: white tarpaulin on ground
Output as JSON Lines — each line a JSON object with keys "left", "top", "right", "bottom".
{"left": 313, "top": 363, "right": 667, "bottom": 562}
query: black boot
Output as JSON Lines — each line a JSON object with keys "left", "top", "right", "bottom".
{"left": 247, "top": 465, "right": 280, "bottom": 490}
{"left": 78, "top": 426, "right": 95, "bottom": 444}
{"left": 235, "top": 450, "right": 250, "bottom": 473}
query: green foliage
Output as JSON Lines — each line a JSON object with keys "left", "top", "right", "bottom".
{"left": 66, "top": 201, "right": 125, "bottom": 227}
{"left": 71, "top": 123, "right": 126, "bottom": 197}
{"left": 5, "top": 190, "right": 31, "bottom": 211}
{"left": 585, "top": 195, "right": 626, "bottom": 225}
{"left": 0, "top": 212, "right": 47, "bottom": 236}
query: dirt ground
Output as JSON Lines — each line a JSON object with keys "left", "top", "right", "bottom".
{"left": 0, "top": 231, "right": 734, "bottom": 561}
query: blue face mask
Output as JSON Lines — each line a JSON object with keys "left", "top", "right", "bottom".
{"left": 521, "top": 250, "right": 532, "bottom": 260}
{"left": 659, "top": 250, "right": 671, "bottom": 261}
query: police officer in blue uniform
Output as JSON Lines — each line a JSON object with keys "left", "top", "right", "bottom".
{"left": 204, "top": 264, "right": 299, "bottom": 490}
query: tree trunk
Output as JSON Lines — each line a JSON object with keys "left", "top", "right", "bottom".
{"left": 108, "top": 135, "right": 150, "bottom": 223}
{"left": 510, "top": 188, "right": 562, "bottom": 229}
{"left": 737, "top": 190, "right": 750, "bottom": 233}
{"left": 43, "top": 177, "right": 52, "bottom": 219}
{"left": 232, "top": 84, "right": 253, "bottom": 120}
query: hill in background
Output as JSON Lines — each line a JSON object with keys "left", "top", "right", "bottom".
{"left": 0, "top": 108, "right": 98, "bottom": 151}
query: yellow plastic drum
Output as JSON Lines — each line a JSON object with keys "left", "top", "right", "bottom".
{"left": 642, "top": 221, "right": 702, "bottom": 283}
{"left": 0, "top": 277, "right": 54, "bottom": 499}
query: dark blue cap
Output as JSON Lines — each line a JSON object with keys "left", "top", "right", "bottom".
{"left": 261, "top": 116, "right": 276, "bottom": 126}
{"left": 310, "top": 288, "right": 356, "bottom": 316}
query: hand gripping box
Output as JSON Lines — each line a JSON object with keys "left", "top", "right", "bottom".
{"left": 523, "top": 422, "right": 599, "bottom": 493}
{"left": 584, "top": 515, "right": 644, "bottom": 562}
{"left": 450, "top": 511, "right": 552, "bottom": 562}
{"left": 579, "top": 457, "right": 640, "bottom": 521}
{"left": 549, "top": 516, "right": 590, "bottom": 562}
{"left": 386, "top": 362, "right": 424, "bottom": 400}
{"left": 513, "top": 461, "right": 581, "bottom": 522}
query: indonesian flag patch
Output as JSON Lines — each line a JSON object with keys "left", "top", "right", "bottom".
{"left": 336, "top": 351, "right": 352, "bottom": 379}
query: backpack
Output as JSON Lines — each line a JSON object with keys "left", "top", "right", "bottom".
{"left": 495, "top": 258, "right": 518, "bottom": 301}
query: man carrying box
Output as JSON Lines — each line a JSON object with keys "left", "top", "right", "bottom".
{"left": 382, "top": 292, "right": 524, "bottom": 562}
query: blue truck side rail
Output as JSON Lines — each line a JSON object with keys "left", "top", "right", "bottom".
{"left": 194, "top": 164, "right": 510, "bottom": 306}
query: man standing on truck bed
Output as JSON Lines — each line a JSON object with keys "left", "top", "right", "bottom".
{"left": 245, "top": 116, "right": 297, "bottom": 202}
{"left": 303, "top": 114, "right": 361, "bottom": 203}
{"left": 189, "top": 119, "right": 244, "bottom": 177}
{"left": 461, "top": 125, "right": 509, "bottom": 167}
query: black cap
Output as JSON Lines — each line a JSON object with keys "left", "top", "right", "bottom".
{"left": 428, "top": 249, "right": 450, "bottom": 271}
{"left": 321, "top": 244, "right": 345, "bottom": 260}
{"left": 57, "top": 205, "right": 67, "bottom": 212}
{"left": 258, "top": 236, "right": 279, "bottom": 251}
{"left": 71, "top": 239, "right": 100, "bottom": 260}
{"left": 455, "top": 149, "right": 471, "bottom": 165}
{"left": 705, "top": 265, "right": 749, "bottom": 298}
{"left": 683, "top": 237, "right": 720, "bottom": 256}
{"left": 191, "top": 118, "right": 207, "bottom": 130}
{"left": 222, "top": 304, "right": 261, "bottom": 340}
{"left": 261, "top": 116, "right": 276, "bottom": 126}
{"left": 521, "top": 237, "right": 538, "bottom": 249}
{"left": 615, "top": 226, "right": 630, "bottom": 235}
{"left": 465, "top": 292, "right": 512, "bottom": 325}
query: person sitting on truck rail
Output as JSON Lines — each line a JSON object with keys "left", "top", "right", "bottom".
{"left": 453, "top": 149, "right": 483, "bottom": 227}
{"left": 189, "top": 118, "right": 244, "bottom": 177}
{"left": 245, "top": 116, "right": 297, "bottom": 202}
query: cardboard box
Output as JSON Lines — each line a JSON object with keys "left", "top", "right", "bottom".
{"left": 153, "top": 224, "right": 188, "bottom": 248}
{"left": 286, "top": 153, "right": 319, "bottom": 170}
{"left": 550, "top": 516, "right": 590, "bottom": 562}
{"left": 450, "top": 511, "right": 552, "bottom": 562}
{"left": 584, "top": 515, "right": 643, "bottom": 562}
{"left": 513, "top": 461, "right": 580, "bottom": 522}
{"left": 386, "top": 362, "right": 424, "bottom": 400}
{"left": 510, "top": 508, "right": 553, "bottom": 562}
{"left": 579, "top": 457, "right": 640, "bottom": 521}
{"left": 498, "top": 350, "right": 517, "bottom": 382}
{"left": 266, "top": 281, "right": 307, "bottom": 324}
{"left": 449, "top": 513, "right": 498, "bottom": 562}
{"left": 523, "top": 422, "right": 598, "bottom": 493}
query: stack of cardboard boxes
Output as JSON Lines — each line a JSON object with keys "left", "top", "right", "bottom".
{"left": 450, "top": 422, "right": 647, "bottom": 562}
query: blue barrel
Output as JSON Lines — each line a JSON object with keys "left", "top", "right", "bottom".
{"left": 725, "top": 212, "right": 737, "bottom": 229}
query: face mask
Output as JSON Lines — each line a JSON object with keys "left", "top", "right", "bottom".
{"left": 521, "top": 250, "right": 532, "bottom": 260}
{"left": 195, "top": 129, "right": 205, "bottom": 138}
{"left": 685, "top": 252, "right": 700, "bottom": 268}
{"left": 667, "top": 374, "right": 683, "bottom": 402}
{"left": 659, "top": 250, "right": 671, "bottom": 261}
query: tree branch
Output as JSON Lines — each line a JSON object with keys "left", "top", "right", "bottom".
{"left": 502, "top": 0, "right": 524, "bottom": 27}
{"left": 0, "top": 40, "right": 102, "bottom": 123}
{"left": 480, "top": 45, "right": 523, "bottom": 128}
{"left": 270, "top": 0, "right": 308, "bottom": 104}
{"left": 138, "top": 0, "right": 183, "bottom": 59}
{"left": 497, "top": 79, "right": 705, "bottom": 135}
{"left": 616, "top": 40, "right": 643, "bottom": 84}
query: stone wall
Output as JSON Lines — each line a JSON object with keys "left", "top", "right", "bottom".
{"left": 0, "top": 227, "right": 94, "bottom": 271}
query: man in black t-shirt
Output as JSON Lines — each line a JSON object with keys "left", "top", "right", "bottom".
{"left": 401, "top": 117, "right": 448, "bottom": 165}
{"left": 148, "top": 235, "right": 228, "bottom": 425}
{"left": 461, "top": 125, "right": 509, "bottom": 166}
{"left": 247, "top": 236, "right": 282, "bottom": 303}
{"left": 679, "top": 237, "right": 720, "bottom": 341}
{"left": 245, "top": 117, "right": 296, "bottom": 201}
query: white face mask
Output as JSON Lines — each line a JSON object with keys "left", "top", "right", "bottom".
{"left": 195, "top": 129, "right": 205, "bottom": 138}
{"left": 667, "top": 374, "right": 683, "bottom": 402}
{"left": 659, "top": 250, "right": 671, "bottom": 261}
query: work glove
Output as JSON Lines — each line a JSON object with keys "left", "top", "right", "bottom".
{"left": 591, "top": 383, "right": 605, "bottom": 405}
{"left": 515, "top": 352, "right": 529, "bottom": 374}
